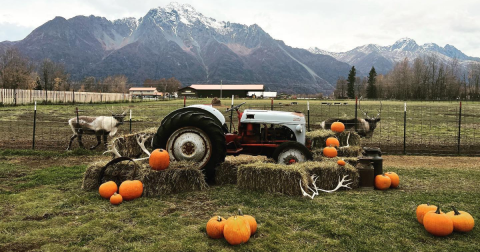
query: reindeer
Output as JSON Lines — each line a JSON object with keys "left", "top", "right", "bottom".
{"left": 320, "top": 102, "right": 382, "bottom": 138}
{"left": 67, "top": 109, "right": 127, "bottom": 150}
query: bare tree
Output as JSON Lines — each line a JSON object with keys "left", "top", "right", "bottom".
{"left": 0, "top": 48, "right": 34, "bottom": 89}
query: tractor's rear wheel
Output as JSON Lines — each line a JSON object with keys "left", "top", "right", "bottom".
{"left": 272, "top": 142, "right": 313, "bottom": 165}
{"left": 152, "top": 111, "right": 226, "bottom": 183}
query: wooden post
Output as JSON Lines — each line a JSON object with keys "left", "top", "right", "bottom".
{"left": 32, "top": 102, "right": 37, "bottom": 149}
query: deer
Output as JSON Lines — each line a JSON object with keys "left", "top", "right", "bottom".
{"left": 67, "top": 108, "right": 127, "bottom": 150}
{"left": 320, "top": 101, "right": 382, "bottom": 138}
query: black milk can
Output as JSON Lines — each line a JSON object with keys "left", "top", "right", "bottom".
{"left": 363, "top": 147, "right": 383, "bottom": 177}
{"left": 356, "top": 157, "right": 374, "bottom": 190}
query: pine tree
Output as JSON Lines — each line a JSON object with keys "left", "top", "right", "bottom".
{"left": 347, "top": 66, "right": 356, "bottom": 99}
{"left": 367, "top": 66, "right": 377, "bottom": 99}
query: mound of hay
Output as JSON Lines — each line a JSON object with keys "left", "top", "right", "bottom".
{"left": 82, "top": 159, "right": 207, "bottom": 196}
{"left": 307, "top": 129, "right": 361, "bottom": 149}
{"left": 108, "top": 128, "right": 157, "bottom": 158}
{"left": 301, "top": 161, "right": 359, "bottom": 190}
{"left": 215, "top": 155, "right": 271, "bottom": 185}
{"left": 237, "top": 162, "right": 312, "bottom": 196}
{"left": 211, "top": 97, "right": 221, "bottom": 106}
{"left": 312, "top": 154, "right": 359, "bottom": 167}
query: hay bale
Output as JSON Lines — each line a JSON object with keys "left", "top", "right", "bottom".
{"left": 307, "top": 129, "right": 361, "bottom": 149}
{"left": 301, "top": 161, "right": 359, "bottom": 190}
{"left": 215, "top": 155, "right": 270, "bottom": 185}
{"left": 82, "top": 159, "right": 140, "bottom": 191}
{"left": 139, "top": 161, "right": 208, "bottom": 196}
{"left": 109, "top": 128, "right": 157, "bottom": 158}
{"left": 311, "top": 154, "right": 358, "bottom": 167}
{"left": 237, "top": 162, "right": 312, "bottom": 196}
{"left": 211, "top": 97, "right": 221, "bottom": 106}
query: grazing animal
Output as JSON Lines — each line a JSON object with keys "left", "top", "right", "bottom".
{"left": 320, "top": 102, "right": 382, "bottom": 138}
{"left": 67, "top": 111, "right": 126, "bottom": 150}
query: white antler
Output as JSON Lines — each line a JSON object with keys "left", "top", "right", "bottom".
{"left": 300, "top": 175, "right": 352, "bottom": 199}
{"left": 339, "top": 132, "right": 351, "bottom": 149}
{"left": 133, "top": 133, "right": 152, "bottom": 161}
{"left": 103, "top": 137, "right": 123, "bottom": 158}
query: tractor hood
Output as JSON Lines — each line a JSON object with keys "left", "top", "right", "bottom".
{"left": 240, "top": 110, "right": 305, "bottom": 125}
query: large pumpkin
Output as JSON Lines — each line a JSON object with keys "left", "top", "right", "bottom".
{"left": 385, "top": 172, "right": 400, "bottom": 188}
{"left": 238, "top": 209, "right": 257, "bottom": 235}
{"left": 416, "top": 203, "right": 438, "bottom": 225}
{"left": 323, "top": 146, "right": 338, "bottom": 158}
{"left": 224, "top": 215, "right": 251, "bottom": 245}
{"left": 119, "top": 180, "right": 143, "bottom": 200}
{"left": 110, "top": 193, "right": 123, "bottom": 205}
{"left": 374, "top": 174, "right": 391, "bottom": 190}
{"left": 326, "top": 137, "right": 340, "bottom": 148}
{"left": 206, "top": 216, "right": 226, "bottom": 239}
{"left": 99, "top": 181, "right": 118, "bottom": 199}
{"left": 331, "top": 122, "right": 345, "bottom": 133}
{"left": 446, "top": 206, "right": 475, "bottom": 232}
{"left": 149, "top": 149, "right": 170, "bottom": 170}
{"left": 423, "top": 206, "right": 453, "bottom": 236}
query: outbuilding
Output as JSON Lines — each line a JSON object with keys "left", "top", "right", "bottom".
{"left": 177, "top": 84, "right": 264, "bottom": 98}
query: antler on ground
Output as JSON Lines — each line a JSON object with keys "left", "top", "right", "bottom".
{"left": 300, "top": 175, "right": 352, "bottom": 199}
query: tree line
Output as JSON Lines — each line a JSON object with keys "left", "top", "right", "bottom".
{"left": 0, "top": 48, "right": 183, "bottom": 94}
{"left": 335, "top": 54, "right": 480, "bottom": 100}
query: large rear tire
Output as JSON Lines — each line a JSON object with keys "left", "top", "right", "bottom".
{"left": 272, "top": 142, "right": 313, "bottom": 165}
{"left": 152, "top": 111, "right": 226, "bottom": 183}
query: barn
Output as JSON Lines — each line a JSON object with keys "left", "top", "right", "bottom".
{"left": 177, "top": 84, "right": 264, "bottom": 98}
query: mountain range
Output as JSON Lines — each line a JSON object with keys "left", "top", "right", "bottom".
{"left": 1, "top": 2, "right": 478, "bottom": 94}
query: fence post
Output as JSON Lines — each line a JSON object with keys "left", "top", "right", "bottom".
{"left": 32, "top": 101, "right": 37, "bottom": 150}
{"left": 14, "top": 89, "right": 17, "bottom": 106}
{"left": 354, "top": 96, "right": 358, "bottom": 132}
{"left": 271, "top": 98, "right": 273, "bottom": 110}
{"left": 73, "top": 89, "right": 75, "bottom": 104}
{"left": 404, "top": 102, "right": 407, "bottom": 155}
{"left": 307, "top": 101, "right": 310, "bottom": 132}
{"left": 458, "top": 101, "right": 462, "bottom": 155}
{"left": 129, "top": 109, "right": 132, "bottom": 134}
{"left": 184, "top": 96, "right": 186, "bottom": 107}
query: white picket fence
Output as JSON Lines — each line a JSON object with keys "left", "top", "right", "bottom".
{"left": 0, "top": 89, "right": 131, "bottom": 105}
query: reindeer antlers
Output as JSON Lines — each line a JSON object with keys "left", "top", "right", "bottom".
{"left": 103, "top": 133, "right": 153, "bottom": 161}
{"left": 359, "top": 101, "right": 382, "bottom": 119}
{"left": 300, "top": 175, "right": 352, "bottom": 199}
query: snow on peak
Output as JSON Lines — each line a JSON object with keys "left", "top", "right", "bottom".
{"left": 391, "top": 37, "right": 418, "bottom": 51}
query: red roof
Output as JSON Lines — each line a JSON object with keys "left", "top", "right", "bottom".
{"left": 189, "top": 84, "right": 264, "bottom": 90}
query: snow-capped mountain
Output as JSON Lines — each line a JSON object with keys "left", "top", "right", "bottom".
{"left": 309, "top": 38, "right": 480, "bottom": 75}
{"left": 0, "top": 2, "right": 351, "bottom": 94}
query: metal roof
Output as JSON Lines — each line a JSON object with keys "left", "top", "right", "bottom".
{"left": 129, "top": 87, "right": 157, "bottom": 91}
{"left": 188, "top": 84, "right": 264, "bottom": 90}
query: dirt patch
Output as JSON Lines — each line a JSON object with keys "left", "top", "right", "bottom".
{"left": 383, "top": 155, "right": 480, "bottom": 169}
{"left": 5, "top": 155, "right": 109, "bottom": 169}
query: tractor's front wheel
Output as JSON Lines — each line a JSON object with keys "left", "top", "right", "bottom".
{"left": 272, "top": 142, "right": 313, "bottom": 165}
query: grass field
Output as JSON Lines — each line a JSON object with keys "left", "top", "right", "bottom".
{"left": 0, "top": 99, "right": 479, "bottom": 154}
{"left": 0, "top": 150, "right": 479, "bottom": 251}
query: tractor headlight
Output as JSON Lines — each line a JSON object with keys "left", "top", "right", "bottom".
{"left": 295, "top": 124, "right": 303, "bottom": 133}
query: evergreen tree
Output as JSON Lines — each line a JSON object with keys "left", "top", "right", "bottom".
{"left": 367, "top": 66, "right": 377, "bottom": 99}
{"left": 347, "top": 66, "right": 356, "bottom": 99}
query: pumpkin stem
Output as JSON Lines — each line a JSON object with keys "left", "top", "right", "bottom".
{"left": 435, "top": 205, "right": 441, "bottom": 214}
{"left": 238, "top": 209, "right": 244, "bottom": 216}
{"left": 451, "top": 206, "right": 461, "bottom": 215}
{"left": 217, "top": 216, "right": 222, "bottom": 222}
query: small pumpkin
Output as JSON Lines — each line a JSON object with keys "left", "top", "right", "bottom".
{"left": 331, "top": 122, "right": 345, "bottom": 133}
{"left": 423, "top": 206, "right": 453, "bottom": 236}
{"left": 385, "top": 172, "right": 400, "bottom": 188}
{"left": 206, "top": 216, "right": 226, "bottom": 239}
{"left": 416, "top": 203, "right": 438, "bottom": 225}
{"left": 446, "top": 206, "right": 475, "bottom": 232}
{"left": 99, "top": 181, "right": 118, "bottom": 199}
{"left": 374, "top": 174, "right": 391, "bottom": 190}
{"left": 323, "top": 146, "right": 338, "bottom": 158}
{"left": 238, "top": 209, "right": 257, "bottom": 235}
{"left": 119, "top": 180, "right": 143, "bottom": 200}
{"left": 325, "top": 137, "right": 340, "bottom": 148}
{"left": 337, "top": 159, "right": 346, "bottom": 166}
{"left": 149, "top": 149, "right": 170, "bottom": 170}
{"left": 224, "top": 214, "right": 251, "bottom": 245}
{"left": 110, "top": 193, "right": 123, "bottom": 205}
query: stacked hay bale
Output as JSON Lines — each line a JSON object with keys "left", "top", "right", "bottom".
{"left": 82, "top": 159, "right": 207, "bottom": 196}
{"left": 306, "top": 129, "right": 362, "bottom": 158}
{"left": 302, "top": 161, "right": 359, "bottom": 190}
{"left": 211, "top": 97, "right": 221, "bottom": 106}
{"left": 107, "top": 127, "right": 157, "bottom": 159}
{"left": 215, "top": 155, "right": 270, "bottom": 185}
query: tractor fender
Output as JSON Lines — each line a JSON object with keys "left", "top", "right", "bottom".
{"left": 161, "top": 105, "right": 226, "bottom": 126}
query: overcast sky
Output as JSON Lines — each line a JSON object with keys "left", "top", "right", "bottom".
{"left": 1, "top": 0, "right": 480, "bottom": 56}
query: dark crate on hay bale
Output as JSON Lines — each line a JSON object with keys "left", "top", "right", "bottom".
{"left": 215, "top": 155, "right": 271, "bottom": 185}
{"left": 237, "top": 162, "right": 312, "bottom": 196}
{"left": 301, "top": 161, "right": 359, "bottom": 190}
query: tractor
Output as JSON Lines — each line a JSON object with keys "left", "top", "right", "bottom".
{"left": 152, "top": 102, "right": 313, "bottom": 183}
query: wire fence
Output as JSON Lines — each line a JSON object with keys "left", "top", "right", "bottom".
{"left": 0, "top": 99, "right": 478, "bottom": 156}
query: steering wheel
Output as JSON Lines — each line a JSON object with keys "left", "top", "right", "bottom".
{"left": 226, "top": 102, "right": 246, "bottom": 112}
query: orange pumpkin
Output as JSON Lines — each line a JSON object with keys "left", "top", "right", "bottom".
{"left": 423, "top": 206, "right": 453, "bottom": 236}
{"left": 119, "top": 180, "right": 143, "bottom": 200}
{"left": 323, "top": 146, "right": 338, "bottom": 158}
{"left": 110, "top": 193, "right": 123, "bottom": 205}
{"left": 446, "top": 206, "right": 475, "bottom": 232}
{"left": 238, "top": 209, "right": 257, "bottom": 235}
{"left": 385, "top": 172, "right": 400, "bottom": 188}
{"left": 326, "top": 137, "right": 340, "bottom": 148}
{"left": 337, "top": 159, "right": 346, "bottom": 166}
{"left": 149, "top": 149, "right": 170, "bottom": 170}
{"left": 224, "top": 215, "right": 251, "bottom": 245}
{"left": 374, "top": 174, "right": 391, "bottom": 190}
{"left": 99, "top": 181, "right": 118, "bottom": 199}
{"left": 331, "top": 122, "right": 345, "bottom": 133}
{"left": 416, "top": 203, "right": 438, "bottom": 225}
{"left": 206, "top": 216, "right": 226, "bottom": 239}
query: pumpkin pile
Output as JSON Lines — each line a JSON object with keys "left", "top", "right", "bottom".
{"left": 206, "top": 209, "right": 257, "bottom": 245}
{"left": 416, "top": 204, "right": 475, "bottom": 236}
{"left": 374, "top": 172, "right": 400, "bottom": 190}
{"left": 99, "top": 180, "right": 144, "bottom": 205}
